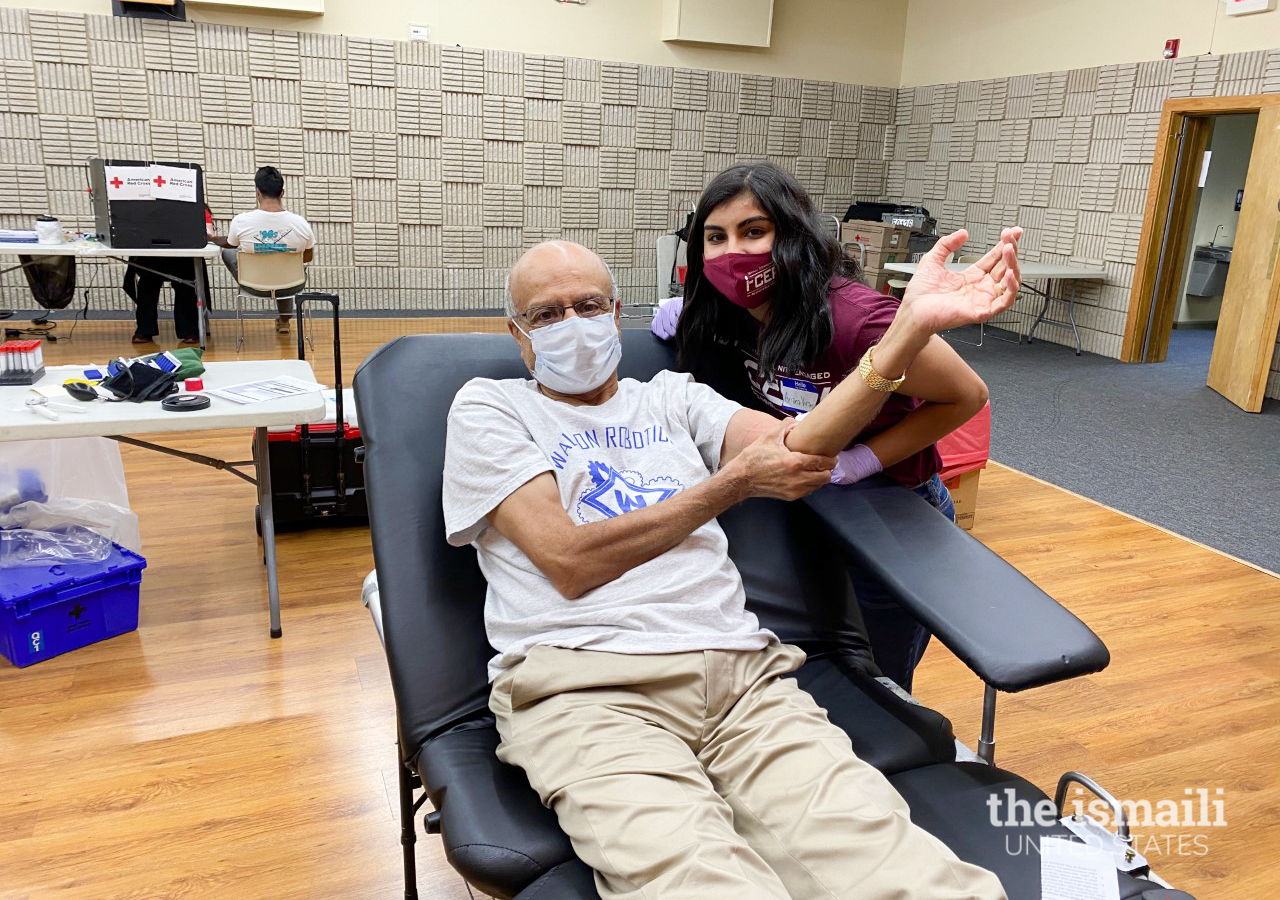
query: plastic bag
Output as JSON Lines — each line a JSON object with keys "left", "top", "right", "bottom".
{"left": 0, "top": 525, "right": 112, "bottom": 568}
{"left": 17, "top": 254, "right": 76, "bottom": 310}
{"left": 0, "top": 437, "right": 139, "bottom": 552}
{"left": 0, "top": 499, "right": 140, "bottom": 553}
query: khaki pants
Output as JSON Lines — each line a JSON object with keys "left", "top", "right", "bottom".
{"left": 490, "top": 642, "right": 1007, "bottom": 900}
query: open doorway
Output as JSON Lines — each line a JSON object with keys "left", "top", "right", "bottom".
{"left": 1123, "top": 95, "right": 1280, "bottom": 412}
{"left": 1168, "top": 113, "right": 1258, "bottom": 376}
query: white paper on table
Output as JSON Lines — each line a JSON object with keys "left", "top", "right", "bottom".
{"left": 1040, "top": 837, "right": 1120, "bottom": 900}
{"left": 104, "top": 166, "right": 153, "bottom": 201}
{"left": 150, "top": 165, "right": 198, "bottom": 202}
{"left": 207, "top": 375, "right": 326, "bottom": 405}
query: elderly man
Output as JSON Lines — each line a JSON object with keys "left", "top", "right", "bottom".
{"left": 443, "top": 233, "right": 1020, "bottom": 900}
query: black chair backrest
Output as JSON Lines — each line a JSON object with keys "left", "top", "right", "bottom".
{"left": 354, "top": 330, "right": 864, "bottom": 759}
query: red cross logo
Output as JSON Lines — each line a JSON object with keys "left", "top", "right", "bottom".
{"left": 153, "top": 175, "right": 166, "bottom": 187}
{"left": 109, "top": 177, "right": 123, "bottom": 189}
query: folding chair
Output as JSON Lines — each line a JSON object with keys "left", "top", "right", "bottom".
{"left": 234, "top": 250, "right": 305, "bottom": 350}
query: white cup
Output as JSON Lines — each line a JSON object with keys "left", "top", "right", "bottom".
{"left": 35, "top": 216, "right": 62, "bottom": 244}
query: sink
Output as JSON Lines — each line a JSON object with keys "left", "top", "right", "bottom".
{"left": 1196, "top": 244, "right": 1232, "bottom": 263}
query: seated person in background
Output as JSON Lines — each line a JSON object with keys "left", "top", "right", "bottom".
{"left": 442, "top": 237, "right": 1021, "bottom": 900}
{"left": 123, "top": 205, "right": 215, "bottom": 346}
{"left": 214, "top": 165, "right": 316, "bottom": 334}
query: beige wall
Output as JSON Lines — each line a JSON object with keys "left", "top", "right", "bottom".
{"left": 0, "top": 0, "right": 908, "bottom": 85}
{"left": 900, "top": 0, "right": 1280, "bottom": 86}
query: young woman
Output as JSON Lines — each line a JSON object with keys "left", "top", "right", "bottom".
{"left": 655, "top": 161, "right": 1021, "bottom": 692}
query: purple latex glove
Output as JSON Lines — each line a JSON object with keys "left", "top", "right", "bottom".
{"left": 830, "top": 444, "right": 883, "bottom": 485}
{"left": 651, "top": 296, "right": 683, "bottom": 340}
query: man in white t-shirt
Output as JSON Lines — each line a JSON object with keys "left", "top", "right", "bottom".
{"left": 215, "top": 166, "right": 316, "bottom": 333}
{"left": 442, "top": 238, "right": 1021, "bottom": 900}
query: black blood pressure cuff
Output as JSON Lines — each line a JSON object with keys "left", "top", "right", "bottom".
{"left": 100, "top": 361, "right": 180, "bottom": 402}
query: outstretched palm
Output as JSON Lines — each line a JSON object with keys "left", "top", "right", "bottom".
{"left": 901, "top": 227, "right": 1023, "bottom": 334}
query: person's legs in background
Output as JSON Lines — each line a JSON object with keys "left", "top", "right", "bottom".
{"left": 128, "top": 265, "right": 162, "bottom": 344}
{"left": 220, "top": 247, "right": 238, "bottom": 279}
{"left": 275, "top": 294, "right": 292, "bottom": 333}
{"left": 850, "top": 473, "right": 956, "bottom": 694}
{"left": 171, "top": 265, "right": 200, "bottom": 344}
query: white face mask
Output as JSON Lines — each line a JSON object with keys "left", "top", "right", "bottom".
{"left": 518, "top": 314, "right": 622, "bottom": 395}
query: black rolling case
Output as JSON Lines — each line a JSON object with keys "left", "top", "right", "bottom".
{"left": 255, "top": 292, "right": 367, "bottom": 532}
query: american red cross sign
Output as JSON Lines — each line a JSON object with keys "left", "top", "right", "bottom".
{"left": 153, "top": 175, "right": 166, "bottom": 187}
{"left": 109, "top": 177, "right": 123, "bottom": 189}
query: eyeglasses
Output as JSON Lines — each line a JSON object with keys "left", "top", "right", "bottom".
{"left": 514, "top": 296, "right": 616, "bottom": 330}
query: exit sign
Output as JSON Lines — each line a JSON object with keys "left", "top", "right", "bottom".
{"left": 1225, "top": 0, "right": 1275, "bottom": 15}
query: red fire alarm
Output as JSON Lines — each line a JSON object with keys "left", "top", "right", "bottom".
{"left": 1163, "top": 38, "right": 1180, "bottom": 59}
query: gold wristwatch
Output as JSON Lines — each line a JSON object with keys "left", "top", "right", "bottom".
{"left": 857, "top": 346, "right": 906, "bottom": 393}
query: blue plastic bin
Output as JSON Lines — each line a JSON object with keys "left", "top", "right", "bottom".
{"left": 0, "top": 543, "right": 146, "bottom": 668}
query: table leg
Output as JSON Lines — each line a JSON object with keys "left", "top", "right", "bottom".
{"left": 254, "top": 426, "right": 283, "bottom": 638}
{"left": 1066, "top": 281, "right": 1082, "bottom": 355}
{"left": 194, "top": 259, "right": 209, "bottom": 352}
{"left": 1026, "top": 286, "right": 1051, "bottom": 345}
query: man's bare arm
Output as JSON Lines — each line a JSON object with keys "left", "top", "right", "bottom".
{"left": 487, "top": 414, "right": 832, "bottom": 599}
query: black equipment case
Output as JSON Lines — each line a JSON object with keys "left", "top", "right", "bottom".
{"left": 255, "top": 292, "right": 368, "bottom": 532}
{"left": 87, "top": 158, "right": 206, "bottom": 250}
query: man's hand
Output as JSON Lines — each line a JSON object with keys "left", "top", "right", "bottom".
{"left": 898, "top": 227, "right": 1023, "bottom": 335}
{"left": 723, "top": 419, "right": 834, "bottom": 501}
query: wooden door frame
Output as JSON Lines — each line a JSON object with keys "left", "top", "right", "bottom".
{"left": 1121, "top": 94, "right": 1280, "bottom": 363}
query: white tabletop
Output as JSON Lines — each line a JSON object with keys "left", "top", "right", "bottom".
{"left": 0, "top": 241, "right": 222, "bottom": 259}
{"left": 884, "top": 261, "right": 1107, "bottom": 280}
{"left": 0, "top": 360, "right": 326, "bottom": 442}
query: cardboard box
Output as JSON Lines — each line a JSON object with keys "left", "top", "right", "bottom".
{"left": 861, "top": 266, "right": 895, "bottom": 293}
{"left": 841, "top": 220, "right": 911, "bottom": 251}
{"left": 857, "top": 245, "right": 910, "bottom": 270}
{"left": 943, "top": 469, "right": 981, "bottom": 532}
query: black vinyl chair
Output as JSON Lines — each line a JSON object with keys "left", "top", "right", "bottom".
{"left": 353, "top": 329, "right": 1195, "bottom": 900}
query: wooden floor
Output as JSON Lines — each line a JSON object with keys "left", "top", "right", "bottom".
{"left": 1, "top": 318, "right": 1275, "bottom": 899}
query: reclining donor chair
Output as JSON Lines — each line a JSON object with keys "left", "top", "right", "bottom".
{"left": 353, "top": 329, "right": 1197, "bottom": 900}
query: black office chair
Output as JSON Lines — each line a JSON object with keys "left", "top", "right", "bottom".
{"left": 353, "top": 330, "right": 1195, "bottom": 900}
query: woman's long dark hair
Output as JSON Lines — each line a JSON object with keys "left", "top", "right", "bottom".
{"left": 675, "top": 162, "right": 859, "bottom": 378}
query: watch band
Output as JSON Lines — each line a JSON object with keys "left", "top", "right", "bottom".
{"left": 857, "top": 346, "right": 906, "bottom": 393}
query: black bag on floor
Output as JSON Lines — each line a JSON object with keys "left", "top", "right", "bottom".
{"left": 253, "top": 292, "right": 367, "bottom": 532}
{"left": 18, "top": 255, "right": 76, "bottom": 310}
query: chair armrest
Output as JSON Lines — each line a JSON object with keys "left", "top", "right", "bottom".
{"left": 360, "top": 570, "right": 384, "bottom": 646}
{"left": 513, "top": 860, "right": 599, "bottom": 900}
{"left": 415, "top": 723, "right": 575, "bottom": 898}
{"left": 801, "top": 482, "right": 1109, "bottom": 692}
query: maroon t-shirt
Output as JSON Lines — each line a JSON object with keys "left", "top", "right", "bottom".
{"left": 740, "top": 278, "right": 942, "bottom": 488}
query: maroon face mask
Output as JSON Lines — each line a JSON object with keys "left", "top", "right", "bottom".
{"left": 702, "top": 251, "right": 777, "bottom": 310}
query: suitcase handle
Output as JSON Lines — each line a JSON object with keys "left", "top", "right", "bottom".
{"left": 292, "top": 291, "right": 343, "bottom": 429}
{"left": 293, "top": 292, "right": 345, "bottom": 514}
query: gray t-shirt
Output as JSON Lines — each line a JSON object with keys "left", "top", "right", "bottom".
{"left": 443, "top": 370, "right": 774, "bottom": 680}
